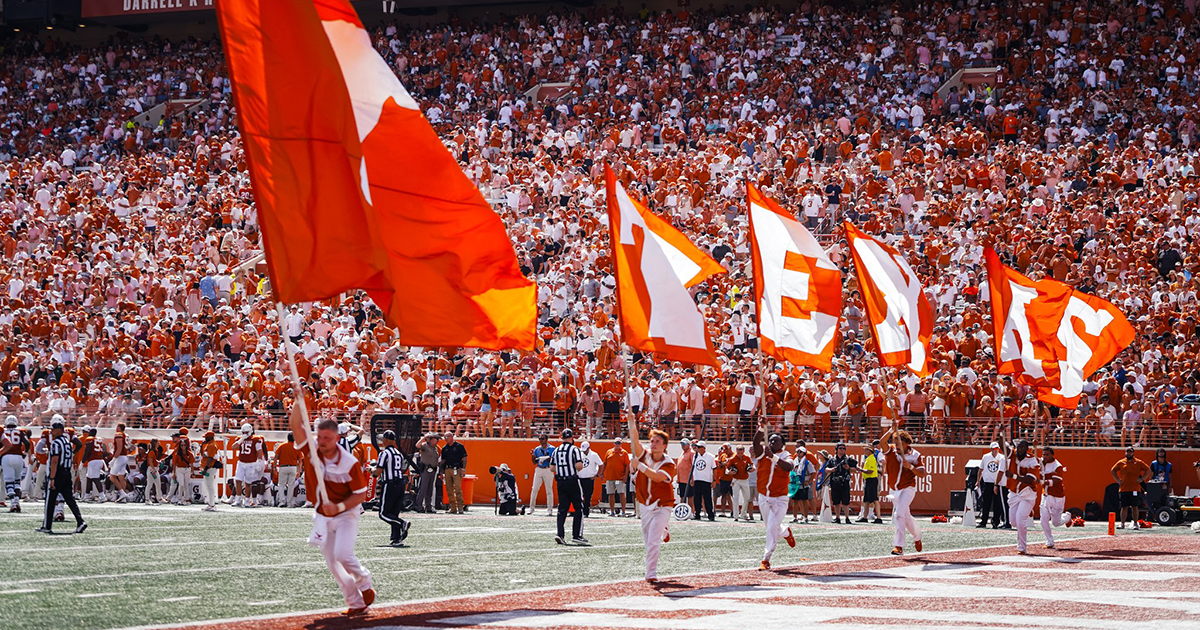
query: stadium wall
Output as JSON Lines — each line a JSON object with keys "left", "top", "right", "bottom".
{"left": 84, "top": 428, "right": 1200, "bottom": 514}
{"left": 456, "top": 440, "right": 1200, "bottom": 515}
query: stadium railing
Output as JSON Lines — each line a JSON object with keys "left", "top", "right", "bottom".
{"left": 6, "top": 408, "right": 1197, "bottom": 449}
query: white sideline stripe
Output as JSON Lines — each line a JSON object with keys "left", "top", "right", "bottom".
{"left": 246, "top": 600, "right": 287, "bottom": 606}
{"left": 106, "top": 535, "right": 1110, "bottom": 630}
{"left": 159, "top": 596, "right": 201, "bottom": 603}
{"left": 7, "top": 537, "right": 307, "bottom": 554}
{"left": 0, "top": 588, "right": 39, "bottom": 595}
{"left": 2, "top": 529, "right": 893, "bottom": 587}
{"left": 78, "top": 592, "right": 120, "bottom": 598}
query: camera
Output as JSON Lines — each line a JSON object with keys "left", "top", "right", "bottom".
{"left": 488, "top": 465, "right": 499, "bottom": 475}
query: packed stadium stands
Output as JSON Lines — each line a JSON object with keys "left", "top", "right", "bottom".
{"left": 0, "top": 0, "right": 1198, "bottom": 454}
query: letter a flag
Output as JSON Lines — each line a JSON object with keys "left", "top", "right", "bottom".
{"left": 845, "top": 223, "right": 933, "bottom": 376}
{"left": 985, "top": 248, "right": 1134, "bottom": 408}
{"left": 748, "top": 184, "right": 842, "bottom": 371}
{"left": 606, "top": 167, "right": 725, "bottom": 367}
{"left": 217, "top": 0, "right": 535, "bottom": 350}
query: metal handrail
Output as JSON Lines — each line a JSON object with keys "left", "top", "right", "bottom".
{"left": 6, "top": 408, "right": 1195, "bottom": 449}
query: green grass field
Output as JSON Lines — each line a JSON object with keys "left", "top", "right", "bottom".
{"left": 0, "top": 501, "right": 1134, "bottom": 630}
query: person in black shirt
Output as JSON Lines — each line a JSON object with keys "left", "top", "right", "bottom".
{"left": 440, "top": 432, "right": 468, "bottom": 514}
{"left": 371, "top": 431, "right": 410, "bottom": 546}
{"left": 827, "top": 443, "right": 857, "bottom": 524}
{"left": 38, "top": 417, "right": 86, "bottom": 535}
{"left": 553, "top": 428, "right": 586, "bottom": 545}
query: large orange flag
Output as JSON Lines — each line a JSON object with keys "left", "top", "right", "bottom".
{"left": 218, "top": 0, "right": 535, "bottom": 350}
{"left": 845, "top": 223, "right": 933, "bottom": 376}
{"left": 748, "top": 184, "right": 842, "bottom": 371}
{"left": 606, "top": 167, "right": 725, "bottom": 367}
{"left": 985, "top": 248, "right": 1134, "bottom": 408}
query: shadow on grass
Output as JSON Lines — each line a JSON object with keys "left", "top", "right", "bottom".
{"left": 304, "top": 608, "right": 570, "bottom": 630}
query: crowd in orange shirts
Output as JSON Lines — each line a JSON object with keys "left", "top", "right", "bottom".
{"left": 0, "top": 1, "right": 1199, "bottom": 451}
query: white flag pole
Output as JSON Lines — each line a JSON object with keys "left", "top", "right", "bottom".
{"left": 275, "top": 302, "right": 329, "bottom": 507}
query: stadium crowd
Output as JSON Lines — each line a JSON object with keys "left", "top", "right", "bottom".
{"left": 0, "top": 0, "right": 1199, "bottom": 468}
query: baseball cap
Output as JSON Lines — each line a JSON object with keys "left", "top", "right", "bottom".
{"left": 695, "top": 441, "right": 707, "bottom": 448}
{"left": 560, "top": 428, "right": 574, "bottom": 439}
{"left": 50, "top": 418, "right": 65, "bottom": 429}
{"left": 990, "top": 442, "right": 999, "bottom": 449}
{"left": 382, "top": 430, "right": 397, "bottom": 441}
{"left": 580, "top": 441, "right": 590, "bottom": 450}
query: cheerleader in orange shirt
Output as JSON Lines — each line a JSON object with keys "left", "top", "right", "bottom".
{"left": 752, "top": 420, "right": 797, "bottom": 570}
{"left": 1039, "top": 447, "right": 1070, "bottom": 549}
{"left": 627, "top": 412, "right": 675, "bottom": 582}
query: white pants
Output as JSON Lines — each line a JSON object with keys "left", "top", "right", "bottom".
{"left": 1040, "top": 494, "right": 1068, "bottom": 547}
{"left": 22, "top": 461, "right": 37, "bottom": 498}
{"left": 891, "top": 486, "right": 922, "bottom": 548}
{"left": 639, "top": 503, "right": 672, "bottom": 579}
{"left": 278, "top": 466, "right": 298, "bottom": 507}
{"left": 760, "top": 494, "right": 791, "bottom": 562}
{"left": 145, "top": 469, "right": 162, "bottom": 503}
{"left": 2, "top": 454, "right": 24, "bottom": 503}
{"left": 202, "top": 472, "right": 220, "bottom": 508}
{"left": 530, "top": 468, "right": 555, "bottom": 512}
{"left": 1009, "top": 492, "right": 1035, "bottom": 552}
{"left": 732, "top": 479, "right": 751, "bottom": 519}
{"left": 169, "top": 468, "right": 191, "bottom": 504}
{"left": 320, "top": 510, "right": 373, "bottom": 608}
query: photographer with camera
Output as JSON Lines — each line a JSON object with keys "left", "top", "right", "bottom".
{"left": 372, "top": 430, "right": 410, "bottom": 546}
{"left": 491, "top": 463, "right": 519, "bottom": 515}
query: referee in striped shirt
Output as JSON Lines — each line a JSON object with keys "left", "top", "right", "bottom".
{"left": 371, "top": 430, "right": 410, "bottom": 547}
{"left": 38, "top": 417, "right": 86, "bottom": 535}
{"left": 553, "top": 429, "right": 587, "bottom": 545}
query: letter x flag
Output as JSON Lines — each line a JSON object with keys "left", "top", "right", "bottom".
{"left": 985, "top": 248, "right": 1134, "bottom": 408}
{"left": 748, "top": 184, "right": 842, "bottom": 371}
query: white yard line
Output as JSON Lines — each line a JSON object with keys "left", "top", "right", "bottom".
{"left": 159, "top": 596, "right": 201, "bottom": 603}
{"left": 78, "top": 592, "right": 120, "bottom": 598}
{"left": 105, "top": 535, "right": 1112, "bottom": 630}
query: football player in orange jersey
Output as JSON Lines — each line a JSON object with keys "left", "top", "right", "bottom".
{"left": 752, "top": 420, "right": 797, "bottom": 570}
{"left": 109, "top": 423, "right": 133, "bottom": 503}
{"left": 627, "top": 411, "right": 675, "bottom": 582}
{"left": 233, "top": 423, "right": 268, "bottom": 507}
{"left": 2, "top": 416, "right": 26, "bottom": 512}
{"left": 1039, "top": 447, "right": 1070, "bottom": 549}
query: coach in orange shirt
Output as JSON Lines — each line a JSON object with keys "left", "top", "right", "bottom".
{"left": 1111, "top": 447, "right": 1150, "bottom": 529}
{"left": 602, "top": 438, "right": 630, "bottom": 517}
{"left": 275, "top": 434, "right": 302, "bottom": 507}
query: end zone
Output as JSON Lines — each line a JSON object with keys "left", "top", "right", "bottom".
{"left": 119, "top": 534, "right": 1200, "bottom": 630}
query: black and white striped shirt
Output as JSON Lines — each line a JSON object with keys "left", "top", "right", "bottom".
{"left": 375, "top": 446, "right": 405, "bottom": 482}
{"left": 49, "top": 435, "right": 74, "bottom": 473}
{"left": 554, "top": 443, "right": 583, "bottom": 479}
